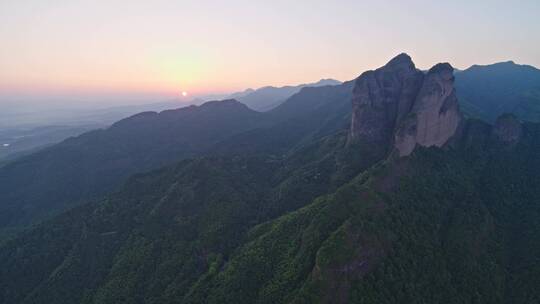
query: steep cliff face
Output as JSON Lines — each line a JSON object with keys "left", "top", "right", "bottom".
{"left": 349, "top": 54, "right": 462, "bottom": 157}
{"left": 394, "top": 63, "right": 462, "bottom": 156}
{"left": 349, "top": 53, "right": 424, "bottom": 155}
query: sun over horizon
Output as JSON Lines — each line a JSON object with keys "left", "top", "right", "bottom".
{"left": 1, "top": 0, "right": 539, "bottom": 107}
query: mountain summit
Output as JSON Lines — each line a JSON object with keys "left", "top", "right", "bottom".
{"left": 349, "top": 53, "right": 462, "bottom": 156}
{"left": 455, "top": 60, "right": 540, "bottom": 122}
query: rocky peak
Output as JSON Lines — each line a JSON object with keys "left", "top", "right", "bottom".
{"left": 349, "top": 54, "right": 462, "bottom": 157}
{"left": 385, "top": 53, "right": 415, "bottom": 68}
{"left": 394, "top": 62, "right": 462, "bottom": 156}
{"left": 492, "top": 113, "right": 522, "bottom": 143}
{"left": 348, "top": 53, "right": 424, "bottom": 155}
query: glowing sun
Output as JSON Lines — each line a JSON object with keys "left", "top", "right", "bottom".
{"left": 181, "top": 91, "right": 188, "bottom": 97}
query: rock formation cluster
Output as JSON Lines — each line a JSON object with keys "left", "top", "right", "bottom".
{"left": 349, "top": 53, "right": 462, "bottom": 156}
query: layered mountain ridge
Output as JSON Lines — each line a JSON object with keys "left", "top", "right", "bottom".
{"left": 231, "top": 78, "right": 342, "bottom": 112}
{"left": 0, "top": 54, "right": 539, "bottom": 304}
{"left": 0, "top": 99, "right": 265, "bottom": 231}
{"left": 0, "top": 54, "right": 531, "bottom": 236}
{"left": 0, "top": 81, "right": 354, "bottom": 235}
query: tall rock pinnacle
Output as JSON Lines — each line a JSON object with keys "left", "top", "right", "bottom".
{"left": 349, "top": 53, "right": 424, "bottom": 155}
{"left": 394, "top": 63, "right": 462, "bottom": 156}
{"left": 349, "top": 54, "right": 462, "bottom": 156}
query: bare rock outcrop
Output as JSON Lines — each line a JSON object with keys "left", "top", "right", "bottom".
{"left": 349, "top": 53, "right": 424, "bottom": 155}
{"left": 349, "top": 54, "right": 462, "bottom": 157}
{"left": 394, "top": 63, "right": 462, "bottom": 156}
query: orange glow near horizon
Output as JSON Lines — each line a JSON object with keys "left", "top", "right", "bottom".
{"left": 1, "top": 1, "right": 539, "bottom": 106}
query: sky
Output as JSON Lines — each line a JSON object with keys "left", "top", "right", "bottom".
{"left": 0, "top": 0, "right": 539, "bottom": 107}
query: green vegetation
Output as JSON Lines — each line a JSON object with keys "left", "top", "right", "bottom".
{"left": 1, "top": 121, "right": 540, "bottom": 303}
{"left": 0, "top": 80, "right": 354, "bottom": 235}
{"left": 1, "top": 62, "right": 540, "bottom": 303}
{"left": 455, "top": 61, "right": 540, "bottom": 122}
{"left": 0, "top": 129, "right": 374, "bottom": 304}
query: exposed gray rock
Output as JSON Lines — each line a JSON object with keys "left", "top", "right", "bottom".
{"left": 349, "top": 54, "right": 463, "bottom": 157}
{"left": 349, "top": 53, "right": 424, "bottom": 155}
{"left": 394, "top": 63, "right": 462, "bottom": 156}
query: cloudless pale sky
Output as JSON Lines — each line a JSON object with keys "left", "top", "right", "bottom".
{"left": 1, "top": 0, "right": 539, "bottom": 106}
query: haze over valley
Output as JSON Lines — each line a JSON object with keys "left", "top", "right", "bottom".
{"left": 1, "top": 1, "right": 539, "bottom": 303}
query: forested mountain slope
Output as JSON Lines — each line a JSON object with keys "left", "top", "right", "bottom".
{"left": 1, "top": 54, "right": 540, "bottom": 304}
{"left": 0, "top": 100, "right": 263, "bottom": 231}
{"left": 0, "top": 79, "right": 357, "bottom": 236}
{"left": 455, "top": 61, "right": 540, "bottom": 122}
{"left": 1, "top": 114, "right": 539, "bottom": 304}
{"left": 0, "top": 130, "right": 378, "bottom": 304}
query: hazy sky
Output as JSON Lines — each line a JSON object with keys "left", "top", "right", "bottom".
{"left": 1, "top": 0, "right": 539, "bottom": 106}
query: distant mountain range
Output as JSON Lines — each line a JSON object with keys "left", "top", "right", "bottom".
{"left": 1, "top": 54, "right": 540, "bottom": 303}
{"left": 0, "top": 79, "right": 342, "bottom": 162}
{"left": 0, "top": 83, "right": 356, "bottom": 236}
{"left": 229, "top": 78, "right": 342, "bottom": 111}
{"left": 225, "top": 60, "right": 540, "bottom": 119}
{"left": 0, "top": 59, "right": 539, "bottom": 236}
{"left": 2, "top": 60, "right": 538, "bottom": 166}
{"left": 0, "top": 100, "right": 265, "bottom": 232}
{"left": 0, "top": 101, "right": 192, "bottom": 162}
{"left": 1, "top": 59, "right": 540, "bottom": 236}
